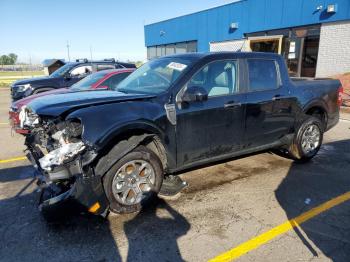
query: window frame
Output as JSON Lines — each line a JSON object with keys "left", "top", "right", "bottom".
{"left": 176, "top": 59, "right": 240, "bottom": 101}
{"left": 96, "top": 64, "right": 115, "bottom": 71}
{"left": 246, "top": 58, "right": 282, "bottom": 93}
{"left": 69, "top": 64, "right": 93, "bottom": 77}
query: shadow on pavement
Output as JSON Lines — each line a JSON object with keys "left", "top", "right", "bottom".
{"left": 0, "top": 190, "right": 122, "bottom": 261}
{"left": 0, "top": 164, "right": 190, "bottom": 262}
{"left": 0, "top": 165, "right": 36, "bottom": 183}
{"left": 124, "top": 198, "right": 190, "bottom": 261}
{"left": 275, "top": 139, "right": 350, "bottom": 261}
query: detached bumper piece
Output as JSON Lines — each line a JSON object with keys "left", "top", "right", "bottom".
{"left": 159, "top": 175, "right": 188, "bottom": 196}
{"left": 36, "top": 157, "right": 109, "bottom": 218}
{"left": 38, "top": 175, "right": 109, "bottom": 218}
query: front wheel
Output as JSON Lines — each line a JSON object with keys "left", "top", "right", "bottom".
{"left": 103, "top": 146, "right": 163, "bottom": 214}
{"left": 288, "top": 116, "right": 324, "bottom": 162}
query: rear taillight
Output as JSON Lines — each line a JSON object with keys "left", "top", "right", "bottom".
{"left": 337, "top": 86, "right": 343, "bottom": 107}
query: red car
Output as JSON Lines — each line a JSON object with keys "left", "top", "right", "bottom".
{"left": 9, "top": 68, "right": 134, "bottom": 134}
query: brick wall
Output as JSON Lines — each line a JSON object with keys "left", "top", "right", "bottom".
{"left": 316, "top": 20, "right": 350, "bottom": 78}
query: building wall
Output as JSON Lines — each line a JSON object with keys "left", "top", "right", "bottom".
{"left": 145, "top": 0, "right": 350, "bottom": 51}
{"left": 316, "top": 20, "right": 350, "bottom": 77}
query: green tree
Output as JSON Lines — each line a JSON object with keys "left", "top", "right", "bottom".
{"left": 0, "top": 53, "right": 18, "bottom": 65}
{"left": 0, "top": 55, "right": 10, "bottom": 65}
{"left": 8, "top": 53, "right": 18, "bottom": 64}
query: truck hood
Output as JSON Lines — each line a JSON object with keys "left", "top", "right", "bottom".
{"left": 12, "top": 88, "right": 70, "bottom": 110}
{"left": 12, "top": 76, "right": 57, "bottom": 87}
{"left": 27, "top": 90, "right": 156, "bottom": 116}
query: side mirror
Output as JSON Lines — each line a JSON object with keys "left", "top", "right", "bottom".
{"left": 64, "top": 74, "right": 71, "bottom": 81}
{"left": 181, "top": 86, "right": 208, "bottom": 103}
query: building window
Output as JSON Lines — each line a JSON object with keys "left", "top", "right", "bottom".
{"left": 175, "top": 42, "right": 187, "bottom": 54}
{"left": 161, "top": 45, "right": 166, "bottom": 56}
{"left": 147, "top": 47, "right": 156, "bottom": 60}
{"left": 166, "top": 44, "right": 175, "bottom": 55}
{"left": 156, "top": 46, "right": 161, "bottom": 57}
{"left": 147, "top": 41, "right": 197, "bottom": 60}
{"left": 187, "top": 41, "right": 197, "bottom": 53}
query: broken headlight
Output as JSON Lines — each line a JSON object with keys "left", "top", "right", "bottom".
{"left": 52, "top": 119, "right": 83, "bottom": 144}
{"left": 38, "top": 119, "right": 85, "bottom": 171}
{"left": 19, "top": 106, "right": 39, "bottom": 128}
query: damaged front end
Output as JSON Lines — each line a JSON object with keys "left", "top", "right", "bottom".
{"left": 20, "top": 106, "right": 109, "bottom": 217}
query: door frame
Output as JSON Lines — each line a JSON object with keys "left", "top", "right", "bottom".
{"left": 247, "top": 35, "right": 284, "bottom": 54}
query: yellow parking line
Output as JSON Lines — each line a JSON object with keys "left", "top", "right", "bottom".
{"left": 0, "top": 156, "right": 27, "bottom": 164}
{"left": 209, "top": 191, "right": 350, "bottom": 262}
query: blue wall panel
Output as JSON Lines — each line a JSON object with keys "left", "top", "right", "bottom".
{"left": 144, "top": 0, "right": 350, "bottom": 52}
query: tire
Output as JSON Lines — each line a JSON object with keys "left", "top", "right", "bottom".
{"left": 102, "top": 145, "right": 163, "bottom": 214}
{"left": 288, "top": 116, "right": 324, "bottom": 162}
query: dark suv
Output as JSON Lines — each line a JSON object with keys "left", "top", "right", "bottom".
{"left": 10, "top": 59, "right": 136, "bottom": 101}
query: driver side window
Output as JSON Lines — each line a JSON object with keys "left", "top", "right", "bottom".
{"left": 188, "top": 60, "right": 238, "bottom": 97}
{"left": 70, "top": 65, "right": 92, "bottom": 77}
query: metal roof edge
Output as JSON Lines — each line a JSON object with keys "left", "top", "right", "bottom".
{"left": 145, "top": 0, "right": 246, "bottom": 27}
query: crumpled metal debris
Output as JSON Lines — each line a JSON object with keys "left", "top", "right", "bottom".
{"left": 39, "top": 142, "right": 85, "bottom": 170}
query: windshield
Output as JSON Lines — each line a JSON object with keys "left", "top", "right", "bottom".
{"left": 50, "top": 63, "right": 74, "bottom": 78}
{"left": 70, "top": 71, "right": 108, "bottom": 90}
{"left": 116, "top": 58, "right": 192, "bottom": 94}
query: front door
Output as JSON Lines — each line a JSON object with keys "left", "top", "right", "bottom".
{"left": 176, "top": 60, "right": 246, "bottom": 167}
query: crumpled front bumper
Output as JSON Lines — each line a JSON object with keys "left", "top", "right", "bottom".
{"left": 27, "top": 152, "right": 109, "bottom": 217}
{"left": 38, "top": 175, "right": 109, "bottom": 217}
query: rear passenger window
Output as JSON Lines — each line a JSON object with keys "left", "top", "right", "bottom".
{"left": 97, "top": 64, "right": 115, "bottom": 71}
{"left": 248, "top": 59, "right": 278, "bottom": 91}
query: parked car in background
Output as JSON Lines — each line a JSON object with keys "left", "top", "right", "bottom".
{"left": 9, "top": 68, "right": 134, "bottom": 134}
{"left": 10, "top": 59, "right": 136, "bottom": 101}
{"left": 20, "top": 52, "right": 341, "bottom": 219}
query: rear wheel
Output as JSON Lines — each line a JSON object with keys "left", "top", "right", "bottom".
{"left": 102, "top": 146, "right": 163, "bottom": 214}
{"left": 288, "top": 116, "right": 323, "bottom": 162}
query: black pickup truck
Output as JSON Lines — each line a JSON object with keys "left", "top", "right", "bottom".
{"left": 20, "top": 52, "right": 341, "bottom": 217}
{"left": 10, "top": 59, "right": 136, "bottom": 101}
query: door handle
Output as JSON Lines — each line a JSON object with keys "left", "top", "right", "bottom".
{"left": 224, "top": 101, "right": 242, "bottom": 108}
{"left": 272, "top": 95, "right": 284, "bottom": 101}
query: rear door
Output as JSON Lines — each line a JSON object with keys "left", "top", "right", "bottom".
{"left": 176, "top": 59, "right": 246, "bottom": 166}
{"left": 244, "top": 59, "right": 294, "bottom": 148}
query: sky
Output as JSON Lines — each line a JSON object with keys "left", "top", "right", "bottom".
{"left": 0, "top": 0, "right": 235, "bottom": 64}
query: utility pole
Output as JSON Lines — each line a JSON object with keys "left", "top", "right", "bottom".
{"left": 89, "top": 45, "right": 93, "bottom": 61}
{"left": 66, "top": 41, "right": 71, "bottom": 62}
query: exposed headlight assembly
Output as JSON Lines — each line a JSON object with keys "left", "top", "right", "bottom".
{"left": 16, "top": 84, "right": 32, "bottom": 92}
{"left": 19, "top": 106, "right": 39, "bottom": 128}
{"left": 39, "top": 141, "right": 85, "bottom": 171}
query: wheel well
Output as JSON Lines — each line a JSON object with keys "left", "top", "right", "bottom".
{"left": 97, "top": 129, "right": 168, "bottom": 171}
{"left": 305, "top": 106, "right": 327, "bottom": 127}
{"left": 33, "top": 87, "right": 54, "bottom": 94}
